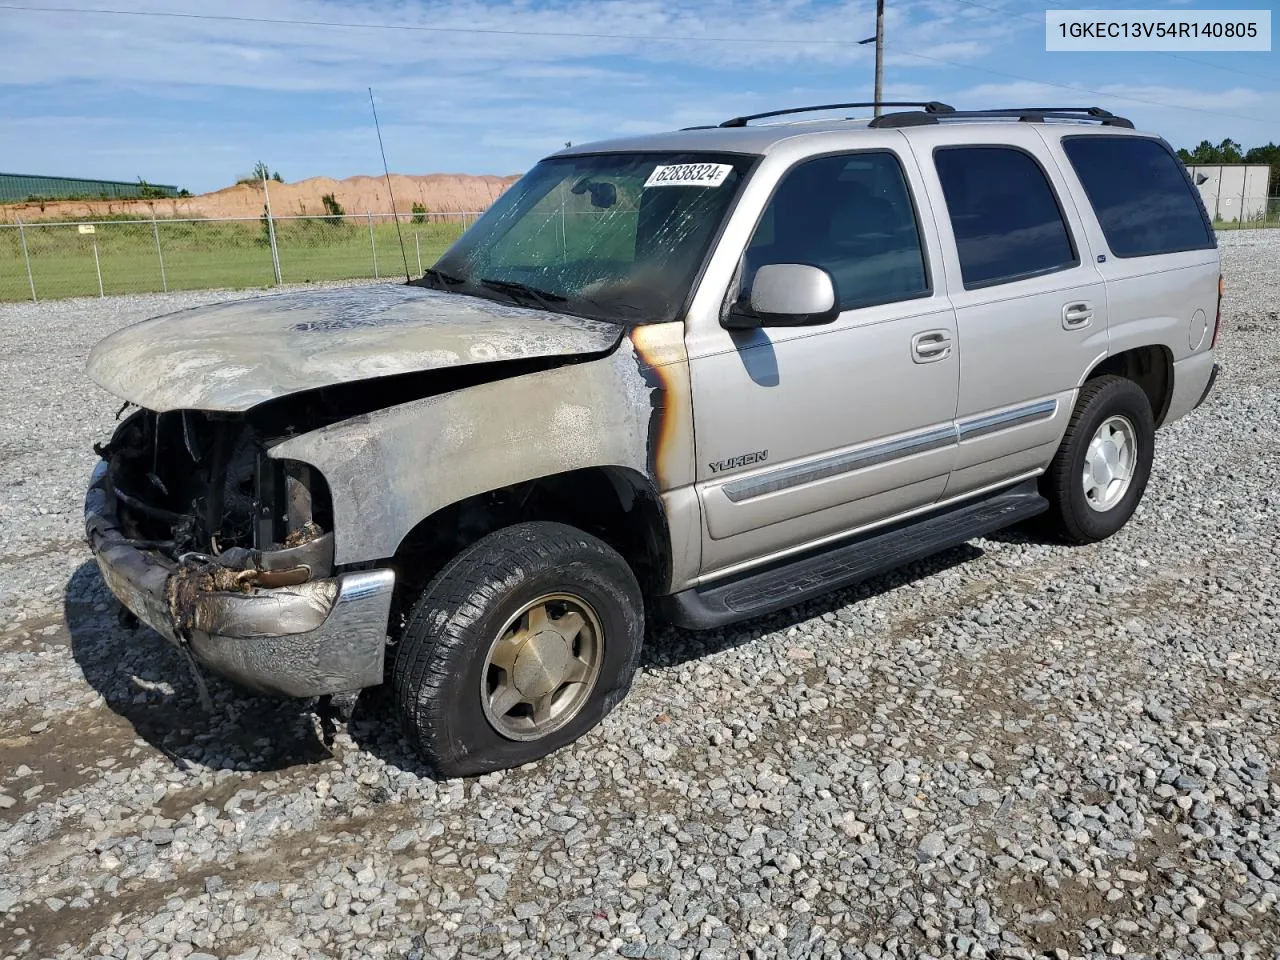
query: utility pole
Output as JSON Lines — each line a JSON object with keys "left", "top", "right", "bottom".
{"left": 859, "top": 0, "right": 887, "bottom": 116}
{"left": 873, "top": 0, "right": 885, "bottom": 115}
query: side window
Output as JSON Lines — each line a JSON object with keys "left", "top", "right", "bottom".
{"left": 933, "top": 146, "right": 1078, "bottom": 289}
{"left": 1062, "top": 136, "right": 1214, "bottom": 258}
{"left": 744, "top": 151, "right": 930, "bottom": 311}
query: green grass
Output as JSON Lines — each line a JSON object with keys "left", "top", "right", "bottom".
{"left": 0, "top": 218, "right": 469, "bottom": 302}
{"left": 1212, "top": 219, "right": 1280, "bottom": 232}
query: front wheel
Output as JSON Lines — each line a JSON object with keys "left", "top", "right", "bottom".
{"left": 391, "top": 521, "right": 644, "bottom": 778}
{"left": 1041, "top": 375, "right": 1155, "bottom": 544}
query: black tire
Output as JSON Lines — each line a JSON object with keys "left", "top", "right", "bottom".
{"left": 391, "top": 521, "right": 644, "bottom": 778}
{"left": 1041, "top": 375, "right": 1155, "bottom": 544}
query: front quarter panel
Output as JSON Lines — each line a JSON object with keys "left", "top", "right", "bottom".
{"left": 269, "top": 323, "right": 694, "bottom": 567}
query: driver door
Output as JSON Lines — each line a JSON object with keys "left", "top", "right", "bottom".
{"left": 687, "top": 148, "right": 960, "bottom": 579}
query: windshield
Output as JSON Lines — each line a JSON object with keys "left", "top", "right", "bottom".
{"left": 425, "top": 152, "right": 755, "bottom": 324}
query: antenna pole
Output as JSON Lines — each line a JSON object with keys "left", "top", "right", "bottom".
{"left": 262, "top": 168, "right": 283, "bottom": 287}
{"left": 873, "top": 0, "right": 885, "bottom": 117}
{"left": 369, "top": 87, "right": 412, "bottom": 282}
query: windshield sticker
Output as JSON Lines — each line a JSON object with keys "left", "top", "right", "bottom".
{"left": 644, "top": 163, "right": 734, "bottom": 188}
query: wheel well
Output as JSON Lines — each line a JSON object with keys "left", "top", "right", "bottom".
{"left": 388, "top": 467, "right": 671, "bottom": 628}
{"left": 1087, "top": 345, "right": 1173, "bottom": 426}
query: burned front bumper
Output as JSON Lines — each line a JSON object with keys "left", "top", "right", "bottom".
{"left": 84, "top": 461, "right": 395, "bottom": 698}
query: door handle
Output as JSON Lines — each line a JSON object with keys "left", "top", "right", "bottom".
{"left": 911, "top": 330, "right": 953, "bottom": 363}
{"left": 1062, "top": 302, "right": 1094, "bottom": 329}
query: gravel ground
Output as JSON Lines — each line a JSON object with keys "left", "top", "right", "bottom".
{"left": 1, "top": 237, "right": 1278, "bottom": 960}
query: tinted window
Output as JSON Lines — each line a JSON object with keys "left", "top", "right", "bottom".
{"left": 934, "top": 146, "right": 1077, "bottom": 288}
{"left": 743, "top": 152, "right": 929, "bottom": 311}
{"left": 1062, "top": 136, "right": 1214, "bottom": 258}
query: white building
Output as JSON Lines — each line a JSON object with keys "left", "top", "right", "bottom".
{"left": 1185, "top": 164, "right": 1271, "bottom": 224}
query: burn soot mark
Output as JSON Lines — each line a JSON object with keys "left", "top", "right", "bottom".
{"left": 630, "top": 340, "right": 669, "bottom": 485}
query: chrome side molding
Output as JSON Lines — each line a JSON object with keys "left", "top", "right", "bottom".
{"left": 720, "top": 399, "right": 1059, "bottom": 503}
{"left": 722, "top": 425, "right": 956, "bottom": 502}
{"left": 957, "top": 399, "right": 1058, "bottom": 442}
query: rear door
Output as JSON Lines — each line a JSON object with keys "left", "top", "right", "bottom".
{"left": 907, "top": 126, "right": 1109, "bottom": 497}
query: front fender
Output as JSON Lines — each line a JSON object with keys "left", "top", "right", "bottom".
{"left": 269, "top": 323, "right": 693, "bottom": 566}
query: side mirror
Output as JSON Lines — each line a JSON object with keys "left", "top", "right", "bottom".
{"left": 724, "top": 263, "right": 839, "bottom": 329}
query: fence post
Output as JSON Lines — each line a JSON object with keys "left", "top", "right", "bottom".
{"left": 152, "top": 213, "right": 168, "bottom": 292}
{"left": 414, "top": 233, "right": 422, "bottom": 275}
{"left": 367, "top": 211, "right": 379, "bottom": 279}
{"left": 16, "top": 217, "right": 37, "bottom": 303}
{"left": 262, "top": 173, "right": 283, "bottom": 286}
{"left": 92, "top": 234, "right": 104, "bottom": 297}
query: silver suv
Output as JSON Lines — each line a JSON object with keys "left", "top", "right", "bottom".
{"left": 85, "top": 102, "right": 1221, "bottom": 777}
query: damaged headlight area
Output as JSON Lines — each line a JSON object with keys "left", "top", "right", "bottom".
{"left": 85, "top": 407, "right": 394, "bottom": 700}
{"left": 94, "top": 407, "right": 333, "bottom": 574}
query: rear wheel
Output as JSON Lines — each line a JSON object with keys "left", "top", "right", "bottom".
{"left": 1041, "top": 375, "right": 1155, "bottom": 544}
{"left": 391, "top": 521, "right": 644, "bottom": 778}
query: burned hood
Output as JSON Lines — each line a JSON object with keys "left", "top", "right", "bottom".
{"left": 86, "top": 284, "right": 625, "bottom": 413}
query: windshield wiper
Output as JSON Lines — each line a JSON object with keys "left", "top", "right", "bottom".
{"left": 478, "top": 277, "right": 567, "bottom": 312}
{"left": 421, "top": 267, "right": 465, "bottom": 290}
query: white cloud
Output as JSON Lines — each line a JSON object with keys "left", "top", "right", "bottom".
{"left": 0, "top": 0, "right": 1010, "bottom": 92}
{"left": 2, "top": 0, "right": 1274, "bottom": 191}
{"left": 950, "top": 80, "right": 1280, "bottom": 150}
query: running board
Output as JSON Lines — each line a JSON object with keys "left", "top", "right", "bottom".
{"left": 661, "top": 480, "right": 1048, "bottom": 629}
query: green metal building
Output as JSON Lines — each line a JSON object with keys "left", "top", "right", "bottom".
{"left": 0, "top": 173, "right": 180, "bottom": 203}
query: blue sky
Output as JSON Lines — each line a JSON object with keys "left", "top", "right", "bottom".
{"left": 1, "top": 0, "right": 1277, "bottom": 193}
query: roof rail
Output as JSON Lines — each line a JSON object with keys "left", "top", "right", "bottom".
{"left": 717, "top": 101, "right": 954, "bottom": 128}
{"left": 870, "top": 106, "right": 1134, "bottom": 129}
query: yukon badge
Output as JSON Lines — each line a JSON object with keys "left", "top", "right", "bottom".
{"left": 708, "top": 450, "right": 769, "bottom": 474}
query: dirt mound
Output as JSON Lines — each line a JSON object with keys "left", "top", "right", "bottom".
{"left": 0, "top": 172, "right": 520, "bottom": 223}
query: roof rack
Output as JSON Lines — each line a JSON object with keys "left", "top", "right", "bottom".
{"left": 715, "top": 101, "right": 955, "bottom": 128}
{"left": 869, "top": 106, "right": 1134, "bottom": 129}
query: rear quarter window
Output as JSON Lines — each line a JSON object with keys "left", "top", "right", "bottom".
{"left": 1061, "top": 136, "right": 1215, "bottom": 258}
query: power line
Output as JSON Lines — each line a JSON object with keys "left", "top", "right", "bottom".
{"left": 1156, "top": 51, "right": 1275, "bottom": 82}
{"left": 3, "top": 1, "right": 1273, "bottom": 127}
{"left": 0, "top": 2, "right": 868, "bottom": 45}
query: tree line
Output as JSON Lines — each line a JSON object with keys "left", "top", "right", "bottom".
{"left": 1177, "top": 139, "right": 1280, "bottom": 195}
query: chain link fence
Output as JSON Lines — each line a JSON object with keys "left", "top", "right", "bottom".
{"left": 5, "top": 195, "right": 1280, "bottom": 303}
{"left": 1210, "top": 195, "right": 1280, "bottom": 231}
{"left": 0, "top": 212, "right": 480, "bottom": 302}
{"left": 1208, "top": 194, "right": 1280, "bottom": 231}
